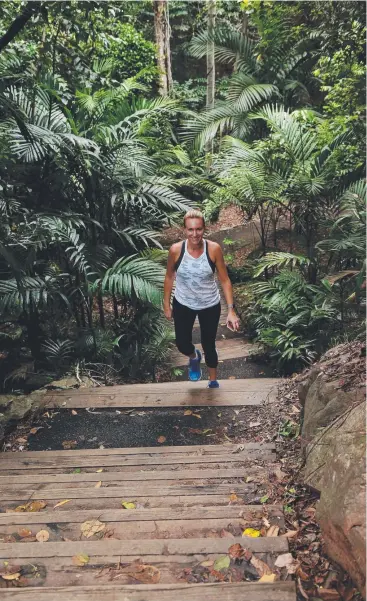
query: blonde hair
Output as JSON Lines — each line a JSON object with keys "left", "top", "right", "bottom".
{"left": 183, "top": 209, "right": 205, "bottom": 228}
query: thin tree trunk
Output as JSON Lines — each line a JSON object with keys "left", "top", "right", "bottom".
{"left": 165, "top": 0, "right": 173, "bottom": 94}
{"left": 153, "top": 1, "right": 168, "bottom": 96}
{"left": 206, "top": 0, "right": 216, "bottom": 153}
{"left": 0, "top": 1, "right": 42, "bottom": 53}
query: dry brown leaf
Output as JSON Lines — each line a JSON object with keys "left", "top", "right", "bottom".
{"left": 16, "top": 437, "right": 28, "bottom": 444}
{"left": 228, "top": 543, "right": 252, "bottom": 561}
{"left": 81, "top": 519, "right": 105, "bottom": 538}
{"left": 229, "top": 493, "right": 238, "bottom": 502}
{"left": 200, "top": 560, "right": 214, "bottom": 567}
{"left": 36, "top": 530, "right": 50, "bottom": 542}
{"left": 250, "top": 555, "right": 273, "bottom": 577}
{"left": 72, "top": 554, "right": 90, "bottom": 567}
{"left": 281, "top": 530, "right": 298, "bottom": 539}
{"left": 14, "top": 500, "right": 47, "bottom": 513}
{"left": 258, "top": 573, "right": 277, "bottom": 583}
{"left": 18, "top": 528, "right": 32, "bottom": 538}
{"left": 126, "top": 564, "right": 160, "bottom": 584}
{"left": 0, "top": 572, "right": 21, "bottom": 581}
{"left": 266, "top": 525, "right": 279, "bottom": 537}
{"left": 29, "top": 427, "right": 41, "bottom": 435}
{"left": 95, "top": 481, "right": 102, "bottom": 488}
{"left": 184, "top": 410, "right": 192, "bottom": 416}
{"left": 71, "top": 410, "right": 78, "bottom": 415}
{"left": 157, "top": 436, "right": 166, "bottom": 444}
{"left": 53, "top": 499, "right": 71, "bottom": 509}
{"left": 192, "top": 413, "right": 202, "bottom": 419}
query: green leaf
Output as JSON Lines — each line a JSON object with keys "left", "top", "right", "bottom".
{"left": 213, "top": 555, "right": 230, "bottom": 571}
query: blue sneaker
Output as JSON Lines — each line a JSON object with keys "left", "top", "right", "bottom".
{"left": 188, "top": 349, "right": 202, "bottom": 381}
{"left": 207, "top": 380, "right": 220, "bottom": 389}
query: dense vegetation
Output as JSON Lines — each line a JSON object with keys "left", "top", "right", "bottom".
{"left": 0, "top": 1, "right": 365, "bottom": 389}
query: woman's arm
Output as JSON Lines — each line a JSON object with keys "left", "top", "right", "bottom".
{"left": 163, "top": 244, "right": 179, "bottom": 320}
{"left": 212, "top": 242, "right": 240, "bottom": 331}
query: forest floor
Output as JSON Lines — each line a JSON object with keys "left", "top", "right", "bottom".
{"left": 2, "top": 207, "right": 363, "bottom": 600}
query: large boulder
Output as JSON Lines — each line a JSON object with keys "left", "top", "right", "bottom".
{"left": 304, "top": 402, "right": 366, "bottom": 597}
{"left": 301, "top": 342, "right": 366, "bottom": 597}
{"left": 0, "top": 392, "right": 46, "bottom": 433}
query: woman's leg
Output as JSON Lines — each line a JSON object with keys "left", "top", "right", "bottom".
{"left": 172, "top": 297, "right": 197, "bottom": 358}
{"left": 198, "top": 302, "right": 221, "bottom": 381}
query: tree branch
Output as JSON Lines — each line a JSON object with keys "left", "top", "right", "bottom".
{"left": 0, "top": 1, "right": 42, "bottom": 53}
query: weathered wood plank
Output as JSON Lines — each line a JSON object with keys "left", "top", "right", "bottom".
{"left": 171, "top": 339, "right": 261, "bottom": 367}
{"left": 3, "top": 442, "right": 275, "bottom": 458}
{"left": 0, "top": 451, "right": 275, "bottom": 471}
{"left": 0, "top": 536, "right": 289, "bottom": 558}
{"left": 0, "top": 582, "right": 297, "bottom": 601}
{"left": 0, "top": 504, "right": 284, "bottom": 526}
{"left": 0, "top": 466, "right": 277, "bottom": 485}
{"left": 0, "top": 482, "right": 256, "bottom": 500}
{"left": 45, "top": 378, "right": 280, "bottom": 395}
{"left": 0, "top": 495, "right": 253, "bottom": 511}
{"left": 0, "top": 515, "right": 285, "bottom": 541}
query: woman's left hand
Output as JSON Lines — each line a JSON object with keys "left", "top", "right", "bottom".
{"left": 226, "top": 309, "right": 240, "bottom": 332}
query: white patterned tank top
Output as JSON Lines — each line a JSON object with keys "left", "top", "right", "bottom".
{"left": 174, "top": 239, "right": 220, "bottom": 310}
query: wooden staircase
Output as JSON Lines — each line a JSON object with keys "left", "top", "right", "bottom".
{"left": 0, "top": 380, "right": 296, "bottom": 600}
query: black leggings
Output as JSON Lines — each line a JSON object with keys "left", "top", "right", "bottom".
{"left": 172, "top": 297, "right": 221, "bottom": 368}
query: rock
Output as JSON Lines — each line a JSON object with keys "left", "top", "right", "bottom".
{"left": 45, "top": 375, "right": 94, "bottom": 390}
{"left": 4, "top": 395, "right": 33, "bottom": 422}
{"left": 304, "top": 402, "right": 366, "bottom": 597}
{"left": 301, "top": 371, "right": 365, "bottom": 442}
{"left": 0, "top": 423, "right": 4, "bottom": 448}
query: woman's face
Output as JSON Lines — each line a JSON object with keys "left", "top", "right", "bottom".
{"left": 185, "top": 217, "right": 204, "bottom": 246}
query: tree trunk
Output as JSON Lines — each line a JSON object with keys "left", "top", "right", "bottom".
{"left": 205, "top": 0, "right": 216, "bottom": 153}
{"left": 153, "top": 1, "right": 168, "bottom": 96}
{"left": 165, "top": 0, "right": 173, "bottom": 94}
{"left": 0, "top": 1, "right": 43, "bottom": 53}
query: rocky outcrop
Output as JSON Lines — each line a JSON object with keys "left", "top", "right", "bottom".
{"left": 300, "top": 342, "right": 366, "bottom": 597}
{"left": 0, "top": 391, "right": 46, "bottom": 435}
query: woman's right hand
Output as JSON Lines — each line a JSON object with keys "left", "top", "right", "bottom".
{"left": 164, "top": 305, "right": 172, "bottom": 320}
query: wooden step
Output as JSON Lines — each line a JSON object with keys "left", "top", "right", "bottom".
{"left": 0, "top": 582, "right": 297, "bottom": 600}
{"left": 44, "top": 379, "right": 280, "bottom": 408}
{"left": 170, "top": 338, "right": 262, "bottom": 367}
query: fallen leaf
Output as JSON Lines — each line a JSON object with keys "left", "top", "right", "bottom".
{"left": 281, "top": 530, "right": 298, "bottom": 539}
{"left": 202, "top": 428, "right": 212, "bottom": 434}
{"left": 250, "top": 555, "right": 273, "bottom": 576}
{"left": 53, "top": 499, "right": 71, "bottom": 509}
{"left": 0, "top": 572, "right": 21, "bottom": 580}
{"left": 127, "top": 564, "right": 160, "bottom": 584}
{"left": 81, "top": 520, "right": 105, "bottom": 538}
{"left": 209, "top": 569, "right": 226, "bottom": 581}
{"left": 95, "top": 481, "right": 102, "bottom": 488}
{"left": 266, "top": 525, "right": 279, "bottom": 537}
{"left": 14, "top": 500, "right": 47, "bottom": 513}
{"left": 246, "top": 476, "right": 254, "bottom": 483}
{"left": 96, "top": 468, "right": 103, "bottom": 473}
{"left": 29, "top": 427, "right": 41, "bottom": 435}
{"left": 192, "top": 413, "right": 202, "bottom": 419}
{"left": 36, "top": 530, "right": 50, "bottom": 542}
{"left": 121, "top": 501, "right": 136, "bottom": 509}
{"left": 316, "top": 589, "right": 341, "bottom": 600}
{"left": 258, "top": 573, "right": 277, "bottom": 583}
{"left": 188, "top": 428, "right": 202, "bottom": 434}
{"left": 184, "top": 410, "right": 192, "bottom": 416}
{"left": 15, "top": 437, "right": 28, "bottom": 444}
{"left": 157, "top": 436, "right": 166, "bottom": 444}
{"left": 18, "top": 528, "right": 32, "bottom": 538}
{"left": 242, "top": 528, "right": 261, "bottom": 538}
{"left": 228, "top": 543, "right": 252, "bottom": 560}
{"left": 229, "top": 493, "right": 238, "bottom": 502}
{"left": 71, "top": 410, "right": 78, "bottom": 415}
{"left": 72, "top": 554, "right": 90, "bottom": 567}
{"left": 249, "top": 421, "right": 261, "bottom": 428}
{"left": 260, "top": 495, "right": 269, "bottom": 503}
{"left": 62, "top": 440, "right": 77, "bottom": 449}
{"left": 213, "top": 555, "right": 230, "bottom": 571}
{"left": 220, "top": 529, "right": 235, "bottom": 538}
{"left": 274, "top": 552, "right": 298, "bottom": 573}
{"left": 200, "top": 560, "right": 214, "bottom": 567}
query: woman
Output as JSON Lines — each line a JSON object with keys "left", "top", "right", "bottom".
{"left": 163, "top": 209, "right": 240, "bottom": 388}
